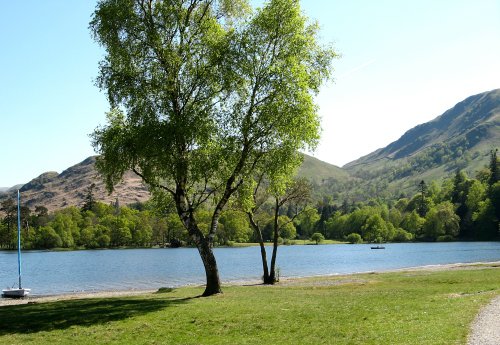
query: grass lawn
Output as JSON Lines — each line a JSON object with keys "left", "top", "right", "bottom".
{"left": 230, "top": 239, "right": 346, "bottom": 247}
{"left": 0, "top": 265, "right": 498, "bottom": 345}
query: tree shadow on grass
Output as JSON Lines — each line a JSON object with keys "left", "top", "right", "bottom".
{"left": 0, "top": 295, "right": 190, "bottom": 335}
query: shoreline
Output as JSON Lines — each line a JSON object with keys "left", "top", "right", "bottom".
{"left": 1, "top": 240, "right": 497, "bottom": 253}
{"left": 1, "top": 260, "right": 499, "bottom": 307}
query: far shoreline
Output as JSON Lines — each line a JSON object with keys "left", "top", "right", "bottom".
{"left": 2, "top": 260, "right": 499, "bottom": 307}
{"left": 1, "top": 239, "right": 499, "bottom": 253}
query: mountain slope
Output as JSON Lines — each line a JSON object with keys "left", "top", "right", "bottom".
{"left": 0, "top": 154, "right": 351, "bottom": 212}
{"left": 343, "top": 88, "right": 500, "bottom": 196}
{"left": 0, "top": 157, "right": 150, "bottom": 211}
{"left": 297, "top": 154, "right": 351, "bottom": 182}
{"left": 1, "top": 89, "right": 498, "bottom": 210}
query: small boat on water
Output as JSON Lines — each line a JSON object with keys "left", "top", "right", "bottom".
{"left": 2, "top": 190, "right": 31, "bottom": 298}
{"left": 371, "top": 246, "right": 385, "bottom": 250}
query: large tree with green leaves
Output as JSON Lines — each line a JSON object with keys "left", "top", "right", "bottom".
{"left": 90, "top": 0, "right": 335, "bottom": 296}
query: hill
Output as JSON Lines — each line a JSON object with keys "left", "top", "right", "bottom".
{"left": 0, "top": 154, "right": 351, "bottom": 212}
{"left": 343, "top": 88, "right": 500, "bottom": 197}
{"left": 1, "top": 89, "right": 499, "bottom": 210}
{"left": 0, "top": 157, "right": 150, "bottom": 212}
{"left": 297, "top": 154, "right": 351, "bottom": 183}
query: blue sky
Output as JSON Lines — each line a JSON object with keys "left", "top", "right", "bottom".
{"left": 1, "top": 0, "right": 499, "bottom": 187}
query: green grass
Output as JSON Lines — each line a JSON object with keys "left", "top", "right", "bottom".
{"left": 1, "top": 266, "right": 499, "bottom": 345}
{"left": 297, "top": 153, "right": 351, "bottom": 183}
{"left": 229, "top": 239, "right": 346, "bottom": 247}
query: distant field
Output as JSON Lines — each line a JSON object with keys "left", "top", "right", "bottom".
{"left": 0, "top": 264, "right": 499, "bottom": 345}
{"left": 230, "top": 239, "right": 347, "bottom": 247}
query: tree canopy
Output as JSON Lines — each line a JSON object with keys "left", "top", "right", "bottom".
{"left": 90, "top": 0, "right": 336, "bottom": 295}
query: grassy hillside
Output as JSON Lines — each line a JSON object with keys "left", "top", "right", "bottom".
{"left": 297, "top": 154, "right": 351, "bottom": 183}
{"left": 340, "top": 88, "right": 500, "bottom": 198}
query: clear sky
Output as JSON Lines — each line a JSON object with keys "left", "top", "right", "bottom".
{"left": 1, "top": 0, "right": 499, "bottom": 187}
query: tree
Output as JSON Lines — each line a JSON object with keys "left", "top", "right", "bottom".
{"left": 423, "top": 202, "right": 460, "bottom": 240}
{"left": 33, "top": 206, "right": 49, "bottom": 228}
{"left": 165, "top": 213, "right": 188, "bottom": 245}
{"left": 361, "top": 214, "right": 388, "bottom": 242}
{"left": 90, "top": 0, "right": 335, "bottom": 295}
{"left": 472, "top": 199, "right": 497, "bottom": 240}
{"left": 218, "top": 210, "right": 251, "bottom": 244}
{"left": 310, "top": 232, "right": 324, "bottom": 245}
{"left": 392, "top": 228, "right": 414, "bottom": 242}
{"left": 296, "top": 208, "right": 320, "bottom": 238}
{"left": 151, "top": 217, "right": 168, "bottom": 246}
{"left": 1, "top": 198, "right": 16, "bottom": 249}
{"left": 451, "top": 170, "right": 472, "bottom": 237}
{"left": 417, "top": 180, "right": 428, "bottom": 217}
{"left": 246, "top": 177, "right": 311, "bottom": 284}
{"left": 400, "top": 210, "right": 425, "bottom": 236}
{"left": 325, "top": 211, "right": 349, "bottom": 239}
{"left": 488, "top": 149, "right": 499, "bottom": 188}
{"left": 279, "top": 216, "right": 297, "bottom": 240}
{"left": 346, "top": 233, "right": 362, "bottom": 244}
{"left": 80, "top": 226, "right": 99, "bottom": 248}
{"left": 36, "top": 226, "right": 62, "bottom": 249}
{"left": 388, "top": 208, "right": 403, "bottom": 228}
{"left": 82, "top": 183, "right": 97, "bottom": 212}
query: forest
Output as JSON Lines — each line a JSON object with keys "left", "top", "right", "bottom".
{"left": 0, "top": 151, "right": 498, "bottom": 250}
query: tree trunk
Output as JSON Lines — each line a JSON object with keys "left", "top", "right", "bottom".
{"left": 260, "top": 241, "right": 273, "bottom": 284}
{"left": 269, "top": 239, "right": 279, "bottom": 284}
{"left": 197, "top": 237, "right": 222, "bottom": 296}
{"left": 248, "top": 212, "right": 272, "bottom": 284}
{"left": 269, "top": 198, "right": 280, "bottom": 284}
{"left": 175, "top": 183, "right": 222, "bottom": 296}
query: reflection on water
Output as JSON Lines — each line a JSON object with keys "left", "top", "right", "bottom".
{"left": 0, "top": 242, "right": 499, "bottom": 295}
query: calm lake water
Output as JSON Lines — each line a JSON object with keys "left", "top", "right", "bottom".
{"left": 1, "top": 242, "right": 499, "bottom": 296}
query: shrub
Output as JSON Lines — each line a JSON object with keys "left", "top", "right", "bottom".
{"left": 393, "top": 229, "right": 414, "bottom": 242}
{"left": 436, "top": 235, "right": 455, "bottom": 242}
{"left": 346, "top": 233, "right": 363, "bottom": 244}
{"left": 311, "top": 232, "right": 325, "bottom": 244}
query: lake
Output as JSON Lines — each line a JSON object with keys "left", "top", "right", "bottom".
{"left": 1, "top": 242, "right": 499, "bottom": 296}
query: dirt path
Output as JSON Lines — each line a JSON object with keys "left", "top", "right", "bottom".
{"left": 468, "top": 295, "right": 500, "bottom": 345}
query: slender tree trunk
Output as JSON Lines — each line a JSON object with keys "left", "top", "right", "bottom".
{"left": 269, "top": 198, "right": 280, "bottom": 284}
{"left": 248, "top": 213, "right": 271, "bottom": 284}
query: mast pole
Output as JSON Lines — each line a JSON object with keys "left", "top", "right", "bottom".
{"left": 17, "top": 190, "right": 22, "bottom": 289}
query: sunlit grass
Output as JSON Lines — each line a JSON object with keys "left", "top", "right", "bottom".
{"left": 229, "top": 239, "right": 346, "bottom": 247}
{"left": 1, "top": 266, "right": 498, "bottom": 345}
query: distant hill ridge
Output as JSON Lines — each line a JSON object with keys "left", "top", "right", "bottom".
{"left": 0, "top": 153, "right": 349, "bottom": 212}
{"left": 0, "top": 156, "right": 150, "bottom": 212}
{"left": 345, "top": 88, "right": 500, "bottom": 168}
{"left": 342, "top": 88, "right": 500, "bottom": 197}
{"left": 1, "top": 88, "right": 499, "bottom": 209}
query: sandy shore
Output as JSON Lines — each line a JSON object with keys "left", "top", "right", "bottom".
{"left": 1, "top": 260, "right": 499, "bottom": 307}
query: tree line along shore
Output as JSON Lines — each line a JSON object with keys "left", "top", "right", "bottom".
{"left": 1, "top": 150, "right": 498, "bottom": 251}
